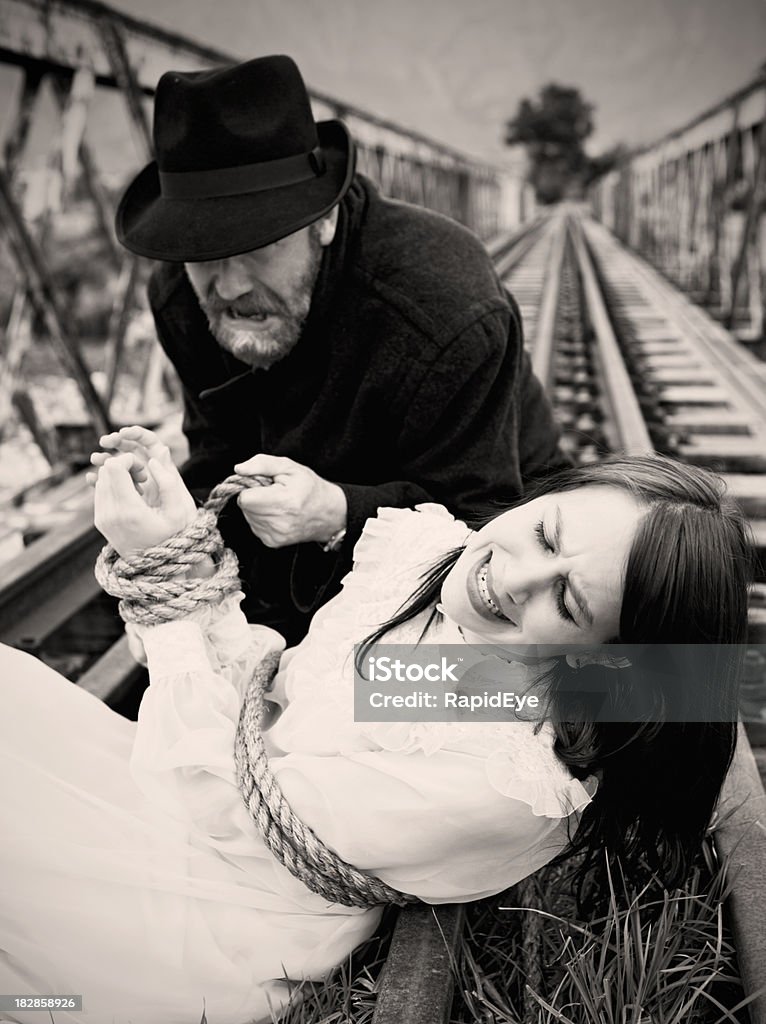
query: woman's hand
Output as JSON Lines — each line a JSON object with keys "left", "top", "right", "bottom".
{"left": 93, "top": 452, "right": 197, "bottom": 560}
{"left": 88, "top": 425, "right": 175, "bottom": 506}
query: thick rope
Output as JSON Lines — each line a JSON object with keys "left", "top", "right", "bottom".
{"left": 233, "top": 649, "right": 416, "bottom": 908}
{"left": 96, "top": 473, "right": 416, "bottom": 909}
{"left": 94, "top": 475, "right": 253, "bottom": 626}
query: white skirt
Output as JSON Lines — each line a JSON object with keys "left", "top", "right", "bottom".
{"left": 0, "top": 644, "right": 378, "bottom": 1024}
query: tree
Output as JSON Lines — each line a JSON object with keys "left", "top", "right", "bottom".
{"left": 505, "top": 84, "right": 595, "bottom": 203}
{"left": 582, "top": 143, "right": 628, "bottom": 187}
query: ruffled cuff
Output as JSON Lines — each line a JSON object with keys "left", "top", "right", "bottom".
{"left": 139, "top": 620, "right": 209, "bottom": 679}
{"left": 131, "top": 592, "right": 283, "bottom": 679}
{"left": 485, "top": 749, "right": 598, "bottom": 818}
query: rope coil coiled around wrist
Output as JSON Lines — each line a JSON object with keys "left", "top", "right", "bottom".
{"left": 95, "top": 473, "right": 417, "bottom": 909}
{"left": 94, "top": 475, "right": 253, "bottom": 626}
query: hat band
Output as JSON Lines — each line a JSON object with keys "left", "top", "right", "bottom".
{"left": 159, "top": 146, "right": 327, "bottom": 200}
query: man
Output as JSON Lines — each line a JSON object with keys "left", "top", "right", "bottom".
{"left": 116, "top": 55, "right": 569, "bottom": 646}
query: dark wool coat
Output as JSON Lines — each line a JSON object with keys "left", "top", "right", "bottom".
{"left": 148, "top": 175, "right": 569, "bottom": 645}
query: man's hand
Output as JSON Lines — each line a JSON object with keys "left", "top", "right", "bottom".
{"left": 234, "top": 454, "right": 347, "bottom": 549}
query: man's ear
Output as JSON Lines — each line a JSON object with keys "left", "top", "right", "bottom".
{"left": 316, "top": 206, "right": 339, "bottom": 247}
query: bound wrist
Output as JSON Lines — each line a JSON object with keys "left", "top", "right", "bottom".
{"left": 186, "top": 554, "right": 216, "bottom": 579}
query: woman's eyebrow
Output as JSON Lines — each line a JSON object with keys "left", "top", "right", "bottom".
{"left": 553, "top": 505, "right": 594, "bottom": 627}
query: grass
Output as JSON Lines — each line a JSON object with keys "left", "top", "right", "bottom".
{"left": 270, "top": 840, "right": 759, "bottom": 1024}
{"left": 39, "top": 844, "right": 758, "bottom": 1023}
{"left": 455, "top": 843, "right": 757, "bottom": 1024}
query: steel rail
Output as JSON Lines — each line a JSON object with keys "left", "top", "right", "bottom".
{"left": 567, "top": 214, "right": 653, "bottom": 453}
{"left": 586, "top": 219, "right": 766, "bottom": 426}
{"left": 569, "top": 208, "right": 766, "bottom": 1024}
{"left": 496, "top": 214, "right": 568, "bottom": 376}
{"left": 484, "top": 216, "right": 546, "bottom": 269}
{"left": 530, "top": 214, "right": 569, "bottom": 389}
{"left": 0, "top": 505, "right": 102, "bottom": 649}
{"left": 492, "top": 214, "right": 550, "bottom": 279}
{"left": 578, "top": 213, "right": 766, "bottom": 562}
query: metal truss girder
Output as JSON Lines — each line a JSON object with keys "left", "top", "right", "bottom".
{"left": 0, "top": 0, "right": 512, "bottom": 239}
{"left": 0, "top": 0, "right": 229, "bottom": 95}
{"left": 3, "top": 62, "right": 43, "bottom": 173}
{"left": 0, "top": 167, "right": 113, "bottom": 436}
{"left": 0, "top": 0, "right": 503, "bottom": 174}
{"left": 590, "top": 70, "right": 766, "bottom": 337}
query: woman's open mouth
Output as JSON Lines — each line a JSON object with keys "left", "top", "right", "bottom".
{"left": 471, "top": 554, "right": 515, "bottom": 624}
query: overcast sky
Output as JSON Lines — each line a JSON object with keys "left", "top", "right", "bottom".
{"left": 2, "top": 0, "right": 765, "bottom": 175}
{"left": 112, "top": 0, "right": 766, "bottom": 156}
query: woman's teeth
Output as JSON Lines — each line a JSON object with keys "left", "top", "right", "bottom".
{"left": 477, "top": 559, "right": 509, "bottom": 621}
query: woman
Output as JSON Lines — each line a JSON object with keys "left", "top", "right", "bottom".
{"left": 0, "top": 429, "right": 751, "bottom": 1024}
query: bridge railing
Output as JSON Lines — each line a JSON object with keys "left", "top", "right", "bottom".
{"left": 588, "top": 71, "right": 766, "bottom": 340}
{"left": 0, "top": 0, "right": 516, "bottom": 238}
{"left": 0, "top": 0, "right": 521, "bottom": 441}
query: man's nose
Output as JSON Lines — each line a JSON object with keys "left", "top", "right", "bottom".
{"left": 212, "top": 258, "right": 253, "bottom": 302}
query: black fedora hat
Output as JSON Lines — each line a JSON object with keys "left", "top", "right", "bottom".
{"left": 116, "top": 55, "right": 356, "bottom": 262}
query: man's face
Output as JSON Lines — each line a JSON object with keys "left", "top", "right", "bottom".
{"left": 184, "top": 220, "right": 328, "bottom": 370}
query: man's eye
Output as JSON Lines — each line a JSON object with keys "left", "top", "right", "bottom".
{"left": 534, "top": 520, "right": 553, "bottom": 552}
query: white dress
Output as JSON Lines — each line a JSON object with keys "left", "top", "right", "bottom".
{"left": 0, "top": 505, "right": 595, "bottom": 1024}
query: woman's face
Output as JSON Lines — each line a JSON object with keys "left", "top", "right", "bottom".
{"left": 440, "top": 485, "right": 645, "bottom": 651}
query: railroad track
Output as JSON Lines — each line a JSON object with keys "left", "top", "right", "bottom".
{"left": 497, "top": 211, "right": 562, "bottom": 362}
{"left": 2, "top": 211, "right": 765, "bottom": 1022}
{"left": 579, "top": 216, "right": 766, "bottom": 642}
{"left": 533, "top": 208, "right": 766, "bottom": 1024}
{"left": 383, "top": 212, "right": 766, "bottom": 1022}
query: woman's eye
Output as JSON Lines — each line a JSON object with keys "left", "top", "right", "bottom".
{"left": 556, "top": 582, "right": 575, "bottom": 622}
{"left": 534, "top": 520, "right": 554, "bottom": 552}
{"left": 535, "top": 521, "right": 575, "bottom": 623}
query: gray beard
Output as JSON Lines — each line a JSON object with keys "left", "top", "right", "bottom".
{"left": 194, "top": 228, "right": 324, "bottom": 370}
{"left": 206, "top": 312, "right": 304, "bottom": 370}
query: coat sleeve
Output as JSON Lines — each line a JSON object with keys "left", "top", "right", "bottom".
{"left": 174, "top": 379, "right": 243, "bottom": 495}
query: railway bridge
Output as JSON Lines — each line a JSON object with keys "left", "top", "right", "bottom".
{"left": 0, "top": 2, "right": 765, "bottom": 1021}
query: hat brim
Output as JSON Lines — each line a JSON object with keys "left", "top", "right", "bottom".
{"left": 115, "top": 120, "right": 355, "bottom": 262}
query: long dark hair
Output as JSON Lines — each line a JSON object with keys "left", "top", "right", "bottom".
{"left": 358, "top": 456, "right": 753, "bottom": 903}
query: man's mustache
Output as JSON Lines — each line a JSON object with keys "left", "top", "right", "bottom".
{"left": 204, "top": 282, "right": 290, "bottom": 319}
